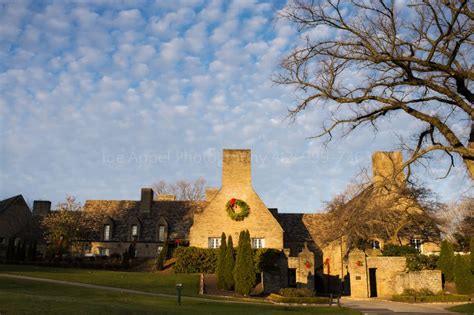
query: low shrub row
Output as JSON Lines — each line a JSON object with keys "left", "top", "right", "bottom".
{"left": 392, "top": 289, "right": 470, "bottom": 303}
{"left": 269, "top": 293, "right": 330, "bottom": 304}
{"left": 392, "top": 293, "right": 470, "bottom": 303}
{"left": 278, "top": 288, "right": 315, "bottom": 297}
{"left": 174, "top": 246, "right": 283, "bottom": 274}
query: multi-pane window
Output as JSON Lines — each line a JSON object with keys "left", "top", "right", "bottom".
{"left": 208, "top": 237, "right": 221, "bottom": 249}
{"left": 158, "top": 225, "right": 166, "bottom": 242}
{"left": 131, "top": 224, "right": 138, "bottom": 239}
{"left": 369, "top": 240, "right": 380, "bottom": 249}
{"left": 99, "top": 248, "right": 110, "bottom": 256}
{"left": 103, "top": 225, "right": 111, "bottom": 241}
{"left": 410, "top": 238, "right": 422, "bottom": 251}
{"left": 0, "top": 237, "right": 5, "bottom": 245}
{"left": 251, "top": 238, "right": 265, "bottom": 249}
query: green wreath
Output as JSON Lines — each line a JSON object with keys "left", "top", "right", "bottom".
{"left": 226, "top": 198, "right": 250, "bottom": 221}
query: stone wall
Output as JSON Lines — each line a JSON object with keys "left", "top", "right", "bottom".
{"left": 348, "top": 252, "right": 442, "bottom": 298}
{"left": 366, "top": 256, "right": 406, "bottom": 298}
{"left": 394, "top": 270, "right": 442, "bottom": 294}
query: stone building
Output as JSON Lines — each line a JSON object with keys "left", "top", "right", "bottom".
{"left": 84, "top": 149, "right": 442, "bottom": 296}
{"left": 0, "top": 195, "right": 51, "bottom": 258}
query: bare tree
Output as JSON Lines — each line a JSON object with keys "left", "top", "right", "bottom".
{"left": 317, "top": 171, "right": 442, "bottom": 253}
{"left": 276, "top": 0, "right": 474, "bottom": 179}
{"left": 437, "top": 196, "right": 474, "bottom": 241}
{"left": 151, "top": 178, "right": 206, "bottom": 201}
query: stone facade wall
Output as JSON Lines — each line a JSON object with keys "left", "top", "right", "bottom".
{"left": 366, "top": 256, "right": 406, "bottom": 298}
{"left": 189, "top": 149, "right": 283, "bottom": 249}
{"left": 394, "top": 270, "right": 442, "bottom": 294}
{"left": 348, "top": 250, "right": 369, "bottom": 298}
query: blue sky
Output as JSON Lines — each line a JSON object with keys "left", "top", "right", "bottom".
{"left": 0, "top": 0, "right": 470, "bottom": 212}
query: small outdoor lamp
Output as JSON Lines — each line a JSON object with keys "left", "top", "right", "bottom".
{"left": 176, "top": 283, "right": 183, "bottom": 305}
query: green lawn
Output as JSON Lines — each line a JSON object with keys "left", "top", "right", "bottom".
{"left": 0, "top": 277, "right": 358, "bottom": 314}
{"left": 447, "top": 303, "right": 474, "bottom": 314}
{"left": 0, "top": 264, "right": 199, "bottom": 296}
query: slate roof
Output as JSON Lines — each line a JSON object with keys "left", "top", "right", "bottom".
{"left": 0, "top": 195, "right": 28, "bottom": 216}
{"left": 84, "top": 200, "right": 207, "bottom": 242}
{"left": 274, "top": 212, "right": 328, "bottom": 245}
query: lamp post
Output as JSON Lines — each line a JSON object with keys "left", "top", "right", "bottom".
{"left": 176, "top": 283, "right": 183, "bottom": 305}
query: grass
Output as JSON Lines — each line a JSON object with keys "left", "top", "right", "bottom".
{"left": 0, "top": 277, "right": 359, "bottom": 314}
{"left": 446, "top": 303, "right": 474, "bottom": 314}
{"left": 0, "top": 264, "right": 199, "bottom": 296}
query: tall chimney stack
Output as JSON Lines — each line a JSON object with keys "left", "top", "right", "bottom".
{"left": 372, "top": 151, "right": 405, "bottom": 187}
{"left": 32, "top": 200, "right": 51, "bottom": 216}
{"left": 140, "top": 188, "right": 153, "bottom": 213}
{"left": 222, "top": 149, "right": 251, "bottom": 187}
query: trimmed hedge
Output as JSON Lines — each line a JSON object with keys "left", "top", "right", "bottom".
{"left": 174, "top": 246, "right": 283, "bottom": 274}
{"left": 406, "top": 254, "right": 438, "bottom": 271}
{"left": 173, "top": 247, "right": 218, "bottom": 273}
{"left": 278, "top": 288, "right": 314, "bottom": 297}
{"left": 383, "top": 244, "right": 419, "bottom": 256}
{"left": 392, "top": 293, "right": 470, "bottom": 303}
{"left": 269, "top": 293, "right": 330, "bottom": 304}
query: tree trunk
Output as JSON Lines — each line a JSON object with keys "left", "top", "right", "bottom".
{"left": 467, "top": 124, "right": 474, "bottom": 180}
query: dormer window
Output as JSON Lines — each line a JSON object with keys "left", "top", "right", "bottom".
{"left": 103, "top": 224, "right": 111, "bottom": 241}
{"left": 131, "top": 224, "right": 138, "bottom": 239}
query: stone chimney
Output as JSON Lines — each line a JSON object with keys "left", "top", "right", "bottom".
{"left": 32, "top": 200, "right": 51, "bottom": 216}
{"left": 205, "top": 188, "right": 219, "bottom": 201}
{"left": 140, "top": 188, "right": 154, "bottom": 213}
{"left": 222, "top": 149, "right": 251, "bottom": 187}
{"left": 156, "top": 194, "right": 176, "bottom": 201}
{"left": 372, "top": 151, "right": 405, "bottom": 187}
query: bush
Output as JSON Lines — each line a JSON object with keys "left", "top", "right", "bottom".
{"left": 269, "top": 293, "right": 329, "bottom": 304}
{"left": 470, "top": 237, "right": 474, "bottom": 273}
{"left": 173, "top": 246, "right": 218, "bottom": 273}
{"left": 383, "top": 244, "right": 419, "bottom": 256}
{"left": 406, "top": 254, "right": 438, "bottom": 271}
{"left": 278, "top": 288, "right": 315, "bottom": 297}
{"left": 254, "top": 248, "right": 282, "bottom": 273}
{"left": 454, "top": 254, "right": 473, "bottom": 294}
{"left": 437, "top": 241, "right": 454, "bottom": 281}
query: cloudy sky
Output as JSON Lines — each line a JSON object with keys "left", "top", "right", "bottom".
{"left": 0, "top": 0, "right": 470, "bottom": 213}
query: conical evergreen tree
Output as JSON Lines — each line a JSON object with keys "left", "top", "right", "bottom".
{"left": 216, "top": 232, "right": 227, "bottom": 289}
{"left": 156, "top": 240, "right": 169, "bottom": 271}
{"left": 437, "top": 240, "right": 455, "bottom": 281}
{"left": 223, "top": 235, "right": 234, "bottom": 290}
{"left": 234, "top": 230, "right": 255, "bottom": 295}
{"left": 454, "top": 254, "right": 473, "bottom": 294}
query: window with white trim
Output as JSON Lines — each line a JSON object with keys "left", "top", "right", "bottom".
{"left": 158, "top": 225, "right": 166, "bottom": 242}
{"left": 410, "top": 238, "right": 422, "bottom": 251}
{"left": 103, "top": 224, "right": 111, "bottom": 241}
{"left": 251, "top": 238, "right": 265, "bottom": 249}
{"left": 369, "top": 240, "right": 380, "bottom": 249}
{"left": 208, "top": 237, "right": 221, "bottom": 249}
